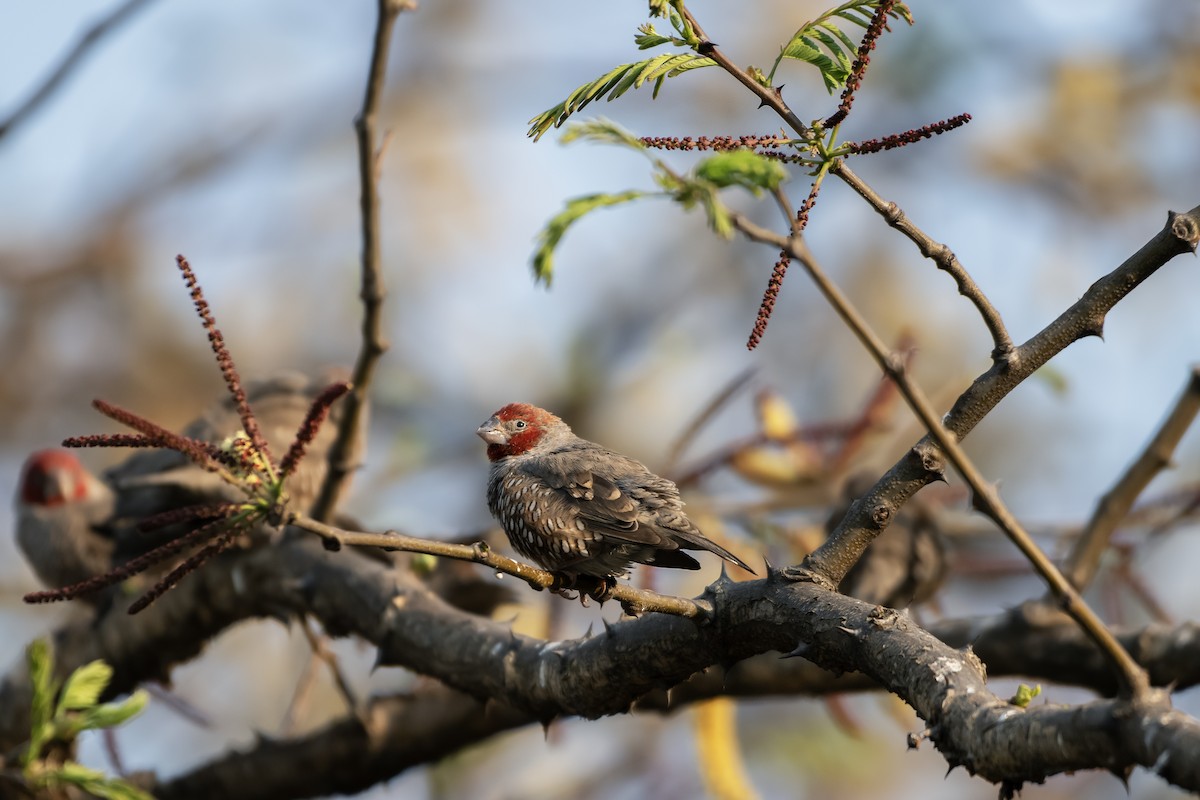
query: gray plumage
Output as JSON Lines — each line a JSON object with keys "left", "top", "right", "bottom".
{"left": 14, "top": 449, "right": 115, "bottom": 593}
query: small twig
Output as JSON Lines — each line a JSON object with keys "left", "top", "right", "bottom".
{"left": 831, "top": 163, "right": 1013, "bottom": 362}
{"left": 1064, "top": 367, "right": 1200, "bottom": 590}
{"left": 663, "top": 366, "right": 757, "bottom": 476}
{"left": 287, "top": 513, "right": 710, "bottom": 620}
{"left": 295, "top": 617, "right": 364, "bottom": 727}
{"left": 726, "top": 211, "right": 1152, "bottom": 698}
{"left": 311, "top": 0, "right": 416, "bottom": 521}
{"left": 0, "top": 0, "right": 159, "bottom": 141}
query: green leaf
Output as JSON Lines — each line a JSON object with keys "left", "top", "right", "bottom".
{"left": 59, "top": 660, "right": 113, "bottom": 711}
{"left": 695, "top": 150, "right": 789, "bottom": 194}
{"left": 1009, "top": 684, "right": 1042, "bottom": 708}
{"left": 528, "top": 53, "right": 715, "bottom": 140}
{"left": 27, "top": 640, "right": 53, "bottom": 729}
{"left": 747, "top": 65, "right": 771, "bottom": 88}
{"left": 776, "top": 1, "right": 913, "bottom": 93}
{"left": 82, "top": 689, "right": 149, "bottom": 730}
{"left": 53, "top": 762, "right": 155, "bottom": 800}
{"left": 25, "top": 639, "right": 55, "bottom": 765}
{"left": 635, "top": 23, "right": 675, "bottom": 50}
{"left": 532, "top": 191, "right": 648, "bottom": 285}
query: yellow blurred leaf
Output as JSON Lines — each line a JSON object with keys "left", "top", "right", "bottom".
{"left": 730, "top": 444, "right": 822, "bottom": 487}
{"left": 694, "top": 698, "right": 760, "bottom": 800}
{"left": 755, "top": 388, "right": 799, "bottom": 441}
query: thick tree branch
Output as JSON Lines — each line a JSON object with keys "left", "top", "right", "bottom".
{"left": 151, "top": 607, "right": 1200, "bottom": 800}
{"left": 153, "top": 686, "right": 528, "bottom": 800}
{"left": 5, "top": 536, "right": 1200, "bottom": 793}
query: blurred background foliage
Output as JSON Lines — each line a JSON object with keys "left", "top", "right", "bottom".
{"left": 2, "top": 1, "right": 1199, "bottom": 798}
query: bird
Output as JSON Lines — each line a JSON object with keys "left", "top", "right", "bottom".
{"left": 15, "top": 376, "right": 513, "bottom": 617}
{"left": 14, "top": 371, "right": 359, "bottom": 598}
{"left": 477, "top": 402, "right": 753, "bottom": 584}
{"left": 14, "top": 449, "right": 116, "bottom": 594}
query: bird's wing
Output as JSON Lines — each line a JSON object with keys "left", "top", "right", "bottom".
{"left": 522, "top": 456, "right": 671, "bottom": 547}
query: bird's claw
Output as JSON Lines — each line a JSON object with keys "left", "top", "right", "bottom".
{"left": 548, "top": 572, "right": 615, "bottom": 606}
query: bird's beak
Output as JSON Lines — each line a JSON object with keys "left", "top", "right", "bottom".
{"left": 476, "top": 417, "right": 507, "bottom": 445}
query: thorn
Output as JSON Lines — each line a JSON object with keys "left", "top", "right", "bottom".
{"left": 665, "top": 687, "right": 674, "bottom": 710}
{"left": 780, "top": 641, "right": 809, "bottom": 659}
{"left": 584, "top": 621, "right": 594, "bottom": 639}
{"left": 703, "top": 565, "right": 733, "bottom": 602}
{"left": 1082, "top": 320, "right": 1105, "bottom": 340}
{"left": 764, "top": 557, "right": 786, "bottom": 584}
{"left": 602, "top": 618, "right": 617, "bottom": 639}
{"left": 541, "top": 716, "right": 557, "bottom": 740}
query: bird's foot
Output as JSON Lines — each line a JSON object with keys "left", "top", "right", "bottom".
{"left": 548, "top": 573, "right": 615, "bottom": 606}
{"left": 548, "top": 572, "right": 581, "bottom": 602}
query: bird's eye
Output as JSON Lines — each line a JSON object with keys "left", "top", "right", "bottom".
{"left": 514, "top": 420, "right": 527, "bottom": 430}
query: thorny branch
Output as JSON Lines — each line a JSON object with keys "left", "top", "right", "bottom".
{"left": 831, "top": 162, "right": 1014, "bottom": 360}
{"left": 5, "top": 536, "right": 1200, "bottom": 796}
{"left": 727, "top": 204, "right": 1200, "bottom": 698}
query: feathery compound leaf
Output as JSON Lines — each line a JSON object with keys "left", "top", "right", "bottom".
{"left": 561, "top": 119, "right": 647, "bottom": 151}
{"left": 695, "top": 150, "right": 789, "bottom": 194}
{"left": 777, "top": 0, "right": 912, "bottom": 92}
{"left": 528, "top": 53, "right": 715, "bottom": 141}
{"left": 532, "top": 191, "right": 647, "bottom": 285}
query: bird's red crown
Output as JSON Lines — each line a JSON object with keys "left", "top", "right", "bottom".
{"left": 19, "top": 450, "right": 90, "bottom": 506}
{"left": 480, "top": 403, "right": 565, "bottom": 460}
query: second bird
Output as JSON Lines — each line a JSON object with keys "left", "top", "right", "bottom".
{"left": 477, "top": 403, "right": 753, "bottom": 580}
